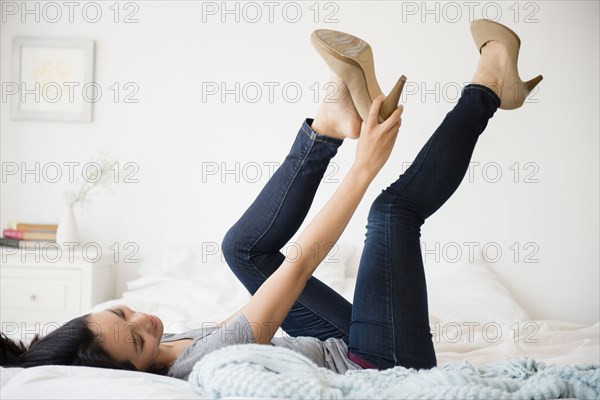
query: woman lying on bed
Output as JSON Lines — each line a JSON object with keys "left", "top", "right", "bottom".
{"left": 0, "top": 20, "right": 541, "bottom": 379}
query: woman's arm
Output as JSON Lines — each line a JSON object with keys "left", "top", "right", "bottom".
{"left": 231, "top": 97, "right": 403, "bottom": 344}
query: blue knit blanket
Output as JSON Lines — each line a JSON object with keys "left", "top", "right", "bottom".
{"left": 188, "top": 344, "right": 599, "bottom": 399}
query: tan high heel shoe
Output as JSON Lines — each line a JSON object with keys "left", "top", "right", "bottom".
{"left": 470, "top": 19, "right": 543, "bottom": 110}
{"left": 311, "top": 29, "right": 406, "bottom": 123}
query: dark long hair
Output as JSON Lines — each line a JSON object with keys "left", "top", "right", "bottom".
{"left": 0, "top": 314, "right": 167, "bottom": 375}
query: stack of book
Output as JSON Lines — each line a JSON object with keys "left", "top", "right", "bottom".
{"left": 0, "top": 222, "right": 58, "bottom": 249}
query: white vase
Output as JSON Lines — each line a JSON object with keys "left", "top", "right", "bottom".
{"left": 56, "top": 203, "right": 79, "bottom": 247}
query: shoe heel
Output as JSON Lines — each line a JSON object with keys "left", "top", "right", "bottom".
{"left": 525, "top": 75, "right": 543, "bottom": 92}
{"left": 312, "top": 29, "right": 406, "bottom": 123}
{"left": 471, "top": 19, "right": 543, "bottom": 110}
{"left": 379, "top": 75, "right": 407, "bottom": 121}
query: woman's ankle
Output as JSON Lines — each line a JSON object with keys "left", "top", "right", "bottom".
{"left": 311, "top": 113, "right": 347, "bottom": 140}
{"left": 470, "top": 41, "right": 508, "bottom": 97}
{"left": 311, "top": 75, "right": 362, "bottom": 140}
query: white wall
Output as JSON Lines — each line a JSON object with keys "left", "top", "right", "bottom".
{"left": 1, "top": 1, "right": 598, "bottom": 324}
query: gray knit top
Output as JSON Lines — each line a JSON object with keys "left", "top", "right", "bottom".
{"left": 161, "top": 313, "right": 363, "bottom": 380}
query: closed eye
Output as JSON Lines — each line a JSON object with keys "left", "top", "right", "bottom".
{"left": 138, "top": 333, "right": 145, "bottom": 351}
{"left": 130, "top": 327, "right": 142, "bottom": 354}
{"left": 109, "top": 308, "right": 143, "bottom": 354}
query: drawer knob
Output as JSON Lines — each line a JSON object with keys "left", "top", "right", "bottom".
{"left": 30, "top": 294, "right": 37, "bottom": 301}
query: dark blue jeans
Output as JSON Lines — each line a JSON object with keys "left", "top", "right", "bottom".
{"left": 222, "top": 84, "right": 501, "bottom": 371}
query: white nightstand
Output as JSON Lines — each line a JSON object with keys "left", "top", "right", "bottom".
{"left": 0, "top": 245, "right": 115, "bottom": 333}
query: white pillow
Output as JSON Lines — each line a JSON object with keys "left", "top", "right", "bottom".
{"left": 425, "top": 256, "right": 530, "bottom": 326}
{"left": 342, "top": 256, "right": 529, "bottom": 326}
{"left": 136, "top": 242, "right": 352, "bottom": 296}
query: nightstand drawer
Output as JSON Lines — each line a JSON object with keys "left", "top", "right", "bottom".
{"left": 0, "top": 247, "right": 114, "bottom": 335}
{"left": 1, "top": 267, "right": 82, "bottom": 325}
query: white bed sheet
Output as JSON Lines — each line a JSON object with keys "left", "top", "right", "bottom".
{"left": 2, "top": 251, "right": 598, "bottom": 399}
{"left": 2, "top": 317, "right": 597, "bottom": 399}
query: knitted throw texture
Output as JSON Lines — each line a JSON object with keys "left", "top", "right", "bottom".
{"left": 188, "top": 343, "right": 600, "bottom": 399}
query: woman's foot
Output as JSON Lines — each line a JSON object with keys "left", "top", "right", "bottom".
{"left": 311, "top": 75, "right": 362, "bottom": 140}
{"left": 471, "top": 40, "right": 509, "bottom": 98}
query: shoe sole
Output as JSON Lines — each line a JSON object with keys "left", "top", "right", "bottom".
{"left": 311, "top": 29, "right": 385, "bottom": 121}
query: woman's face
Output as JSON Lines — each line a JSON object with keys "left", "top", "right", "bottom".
{"left": 87, "top": 305, "right": 164, "bottom": 371}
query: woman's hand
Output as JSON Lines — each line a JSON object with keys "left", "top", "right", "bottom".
{"left": 353, "top": 95, "right": 403, "bottom": 179}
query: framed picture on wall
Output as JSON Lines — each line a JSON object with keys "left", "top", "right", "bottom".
{"left": 11, "top": 37, "right": 95, "bottom": 122}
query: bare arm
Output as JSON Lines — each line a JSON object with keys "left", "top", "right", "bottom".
{"left": 226, "top": 97, "right": 403, "bottom": 344}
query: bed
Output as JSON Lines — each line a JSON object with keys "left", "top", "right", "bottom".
{"left": 2, "top": 244, "right": 598, "bottom": 399}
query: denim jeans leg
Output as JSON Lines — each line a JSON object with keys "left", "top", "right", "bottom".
{"left": 348, "top": 84, "right": 501, "bottom": 369}
{"left": 222, "top": 119, "right": 353, "bottom": 342}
